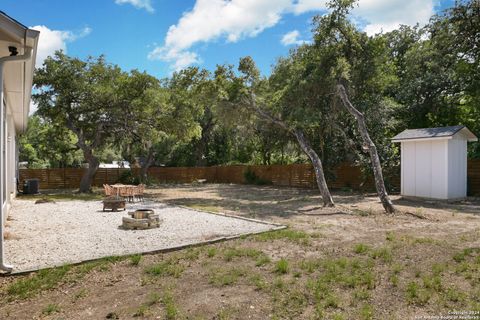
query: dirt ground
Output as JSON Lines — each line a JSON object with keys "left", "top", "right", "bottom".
{"left": 1, "top": 184, "right": 480, "bottom": 320}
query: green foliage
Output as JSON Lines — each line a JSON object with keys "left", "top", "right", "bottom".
{"left": 23, "top": 0, "right": 480, "bottom": 182}
{"left": 118, "top": 170, "right": 140, "bottom": 185}
{"left": 19, "top": 115, "right": 83, "bottom": 168}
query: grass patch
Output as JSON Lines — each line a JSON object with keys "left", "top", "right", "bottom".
{"left": 249, "top": 274, "right": 268, "bottom": 291}
{"left": 206, "top": 247, "right": 217, "bottom": 258}
{"left": 73, "top": 288, "right": 88, "bottom": 301}
{"left": 133, "top": 305, "right": 149, "bottom": 317}
{"left": 42, "top": 303, "right": 60, "bottom": 315}
{"left": 144, "top": 259, "right": 184, "bottom": 278}
{"left": 223, "top": 247, "right": 263, "bottom": 262}
{"left": 163, "top": 290, "right": 180, "bottom": 320}
{"left": 271, "top": 286, "right": 309, "bottom": 318}
{"left": 19, "top": 192, "right": 103, "bottom": 202}
{"left": 370, "top": 246, "right": 393, "bottom": 263}
{"left": 453, "top": 248, "right": 480, "bottom": 263}
{"left": 299, "top": 259, "right": 320, "bottom": 274}
{"left": 209, "top": 267, "right": 248, "bottom": 286}
{"left": 2, "top": 256, "right": 126, "bottom": 297}
{"left": 360, "top": 304, "right": 374, "bottom": 320}
{"left": 406, "top": 281, "right": 431, "bottom": 305}
{"left": 129, "top": 254, "right": 142, "bottom": 266}
{"left": 353, "top": 243, "right": 370, "bottom": 254}
{"left": 146, "top": 292, "right": 161, "bottom": 306}
{"left": 386, "top": 232, "right": 395, "bottom": 242}
{"left": 275, "top": 258, "right": 289, "bottom": 274}
{"left": 255, "top": 254, "right": 271, "bottom": 267}
{"left": 133, "top": 292, "right": 162, "bottom": 317}
{"left": 353, "top": 289, "right": 371, "bottom": 301}
{"left": 254, "top": 229, "right": 311, "bottom": 245}
{"left": 310, "top": 257, "right": 376, "bottom": 293}
{"left": 6, "top": 265, "right": 71, "bottom": 300}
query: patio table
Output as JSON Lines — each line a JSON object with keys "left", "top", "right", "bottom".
{"left": 111, "top": 184, "right": 137, "bottom": 202}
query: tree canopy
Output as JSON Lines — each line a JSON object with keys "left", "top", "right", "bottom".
{"left": 23, "top": 0, "right": 479, "bottom": 197}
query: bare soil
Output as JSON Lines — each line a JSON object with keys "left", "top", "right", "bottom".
{"left": 1, "top": 184, "right": 479, "bottom": 320}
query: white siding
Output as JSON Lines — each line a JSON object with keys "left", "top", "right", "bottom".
{"left": 7, "top": 115, "right": 16, "bottom": 200}
{"left": 447, "top": 138, "right": 467, "bottom": 198}
{"left": 401, "top": 139, "right": 448, "bottom": 199}
{"left": 414, "top": 141, "right": 432, "bottom": 198}
{"left": 431, "top": 140, "right": 448, "bottom": 199}
{"left": 401, "top": 142, "right": 416, "bottom": 196}
{"left": 400, "top": 131, "right": 470, "bottom": 200}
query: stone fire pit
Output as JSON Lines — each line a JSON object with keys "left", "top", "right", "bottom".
{"left": 122, "top": 209, "right": 161, "bottom": 230}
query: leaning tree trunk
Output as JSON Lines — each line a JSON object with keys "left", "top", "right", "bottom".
{"left": 140, "top": 148, "right": 155, "bottom": 183}
{"left": 336, "top": 84, "right": 396, "bottom": 214}
{"left": 79, "top": 149, "right": 100, "bottom": 193}
{"left": 293, "top": 129, "right": 335, "bottom": 207}
{"left": 241, "top": 93, "right": 335, "bottom": 207}
{"left": 67, "top": 119, "right": 103, "bottom": 193}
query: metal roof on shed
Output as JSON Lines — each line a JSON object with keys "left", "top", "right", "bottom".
{"left": 391, "top": 125, "right": 478, "bottom": 142}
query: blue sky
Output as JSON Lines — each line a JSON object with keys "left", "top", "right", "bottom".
{"left": 3, "top": 0, "right": 455, "bottom": 79}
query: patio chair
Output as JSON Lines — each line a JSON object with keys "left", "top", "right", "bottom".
{"left": 137, "top": 184, "right": 146, "bottom": 202}
{"left": 119, "top": 186, "right": 134, "bottom": 202}
{"left": 103, "top": 184, "right": 113, "bottom": 197}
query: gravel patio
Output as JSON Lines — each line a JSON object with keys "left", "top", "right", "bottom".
{"left": 4, "top": 199, "right": 283, "bottom": 273}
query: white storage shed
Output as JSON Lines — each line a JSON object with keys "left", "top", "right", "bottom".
{"left": 392, "top": 126, "right": 477, "bottom": 200}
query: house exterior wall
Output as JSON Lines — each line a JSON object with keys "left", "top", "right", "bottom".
{"left": 401, "top": 139, "right": 448, "bottom": 199}
{"left": 1, "top": 99, "right": 7, "bottom": 224}
{"left": 1, "top": 96, "right": 19, "bottom": 223}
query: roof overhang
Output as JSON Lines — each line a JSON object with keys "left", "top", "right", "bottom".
{"left": 0, "top": 11, "right": 39, "bottom": 133}
{"left": 458, "top": 127, "right": 478, "bottom": 142}
{"left": 392, "top": 136, "right": 453, "bottom": 143}
{"left": 392, "top": 127, "right": 478, "bottom": 143}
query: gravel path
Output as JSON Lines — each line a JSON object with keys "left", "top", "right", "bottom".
{"left": 4, "top": 200, "right": 282, "bottom": 273}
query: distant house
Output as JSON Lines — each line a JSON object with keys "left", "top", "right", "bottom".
{"left": 392, "top": 125, "right": 477, "bottom": 200}
{"left": 99, "top": 160, "right": 131, "bottom": 169}
{"left": 0, "top": 11, "right": 39, "bottom": 272}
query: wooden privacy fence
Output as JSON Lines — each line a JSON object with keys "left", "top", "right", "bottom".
{"left": 18, "top": 159, "right": 480, "bottom": 195}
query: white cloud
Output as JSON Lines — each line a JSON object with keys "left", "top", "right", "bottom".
{"left": 30, "top": 25, "right": 92, "bottom": 68}
{"left": 353, "top": 0, "right": 435, "bottom": 35}
{"left": 281, "top": 30, "right": 307, "bottom": 46}
{"left": 150, "top": 0, "right": 436, "bottom": 70}
{"left": 291, "top": 0, "right": 328, "bottom": 15}
{"left": 148, "top": 47, "right": 201, "bottom": 71}
{"left": 115, "top": 0, "right": 154, "bottom": 13}
{"left": 148, "top": 0, "right": 292, "bottom": 71}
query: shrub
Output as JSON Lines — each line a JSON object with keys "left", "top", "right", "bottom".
{"left": 118, "top": 170, "right": 140, "bottom": 185}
